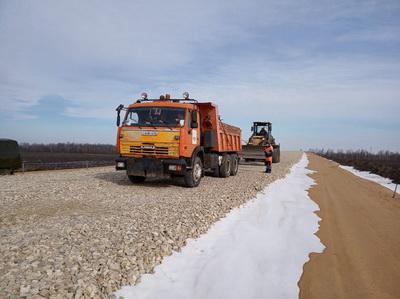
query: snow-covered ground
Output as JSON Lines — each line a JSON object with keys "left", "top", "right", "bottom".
{"left": 339, "top": 165, "right": 399, "bottom": 195}
{"left": 115, "top": 154, "right": 325, "bottom": 299}
{"left": 115, "top": 155, "right": 399, "bottom": 299}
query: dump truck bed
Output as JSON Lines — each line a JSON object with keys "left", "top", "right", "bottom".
{"left": 216, "top": 122, "right": 242, "bottom": 152}
{"left": 197, "top": 102, "right": 242, "bottom": 153}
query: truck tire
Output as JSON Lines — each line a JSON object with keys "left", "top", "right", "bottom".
{"left": 219, "top": 154, "right": 231, "bottom": 178}
{"left": 128, "top": 175, "right": 146, "bottom": 184}
{"left": 184, "top": 156, "right": 203, "bottom": 187}
{"left": 230, "top": 154, "right": 239, "bottom": 176}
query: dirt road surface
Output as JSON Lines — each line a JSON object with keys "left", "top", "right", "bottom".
{"left": 299, "top": 153, "right": 400, "bottom": 299}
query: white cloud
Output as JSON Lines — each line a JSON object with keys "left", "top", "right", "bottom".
{"left": 0, "top": 0, "right": 399, "bottom": 150}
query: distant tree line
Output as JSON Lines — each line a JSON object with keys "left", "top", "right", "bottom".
{"left": 310, "top": 149, "right": 400, "bottom": 184}
{"left": 19, "top": 142, "right": 117, "bottom": 154}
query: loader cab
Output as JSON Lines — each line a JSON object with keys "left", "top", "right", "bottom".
{"left": 252, "top": 122, "right": 272, "bottom": 137}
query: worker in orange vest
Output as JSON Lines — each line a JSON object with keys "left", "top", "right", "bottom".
{"left": 264, "top": 141, "right": 274, "bottom": 173}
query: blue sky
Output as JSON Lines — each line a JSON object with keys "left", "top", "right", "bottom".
{"left": 0, "top": 0, "right": 399, "bottom": 152}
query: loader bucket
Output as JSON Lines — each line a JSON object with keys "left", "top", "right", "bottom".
{"left": 239, "top": 145, "right": 266, "bottom": 162}
{"left": 239, "top": 144, "right": 280, "bottom": 163}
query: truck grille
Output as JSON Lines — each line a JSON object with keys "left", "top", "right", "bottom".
{"left": 130, "top": 145, "right": 169, "bottom": 155}
{"left": 120, "top": 141, "right": 179, "bottom": 157}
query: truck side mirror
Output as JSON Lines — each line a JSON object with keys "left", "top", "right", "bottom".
{"left": 191, "top": 110, "right": 198, "bottom": 128}
{"left": 116, "top": 104, "right": 124, "bottom": 127}
{"left": 251, "top": 126, "right": 254, "bottom": 132}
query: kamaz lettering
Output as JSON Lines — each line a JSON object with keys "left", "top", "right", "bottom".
{"left": 142, "top": 131, "right": 157, "bottom": 136}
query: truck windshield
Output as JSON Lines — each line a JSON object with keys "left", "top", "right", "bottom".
{"left": 124, "top": 107, "right": 186, "bottom": 128}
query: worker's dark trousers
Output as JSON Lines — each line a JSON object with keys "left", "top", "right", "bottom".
{"left": 265, "top": 160, "right": 272, "bottom": 173}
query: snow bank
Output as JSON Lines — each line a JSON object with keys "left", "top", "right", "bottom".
{"left": 339, "top": 165, "right": 399, "bottom": 194}
{"left": 115, "top": 153, "right": 324, "bottom": 299}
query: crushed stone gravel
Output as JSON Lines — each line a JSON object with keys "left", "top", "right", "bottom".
{"left": 0, "top": 151, "right": 302, "bottom": 298}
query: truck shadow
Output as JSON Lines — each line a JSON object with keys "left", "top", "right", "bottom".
{"left": 94, "top": 171, "right": 187, "bottom": 188}
{"left": 94, "top": 170, "right": 228, "bottom": 188}
{"left": 239, "top": 160, "right": 265, "bottom": 166}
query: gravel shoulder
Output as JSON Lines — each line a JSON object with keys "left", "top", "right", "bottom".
{"left": 1, "top": 151, "right": 302, "bottom": 298}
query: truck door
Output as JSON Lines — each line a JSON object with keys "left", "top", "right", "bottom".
{"left": 182, "top": 109, "right": 200, "bottom": 157}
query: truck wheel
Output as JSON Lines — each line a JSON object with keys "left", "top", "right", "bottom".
{"left": 230, "top": 154, "right": 239, "bottom": 176}
{"left": 128, "top": 175, "right": 146, "bottom": 184}
{"left": 219, "top": 154, "right": 231, "bottom": 178}
{"left": 184, "top": 156, "right": 203, "bottom": 187}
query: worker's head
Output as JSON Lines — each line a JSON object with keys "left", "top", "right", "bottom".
{"left": 265, "top": 142, "right": 270, "bottom": 146}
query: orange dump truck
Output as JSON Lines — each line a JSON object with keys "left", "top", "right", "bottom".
{"left": 115, "top": 92, "right": 242, "bottom": 187}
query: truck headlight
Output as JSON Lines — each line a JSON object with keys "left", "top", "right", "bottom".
{"left": 117, "top": 162, "right": 125, "bottom": 168}
{"left": 169, "top": 165, "right": 182, "bottom": 171}
{"left": 141, "top": 92, "right": 148, "bottom": 99}
{"left": 182, "top": 92, "right": 189, "bottom": 99}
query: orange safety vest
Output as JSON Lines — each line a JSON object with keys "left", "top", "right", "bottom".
{"left": 265, "top": 145, "right": 274, "bottom": 162}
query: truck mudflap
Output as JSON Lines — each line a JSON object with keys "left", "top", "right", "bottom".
{"left": 125, "top": 157, "right": 187, "bottom": 178}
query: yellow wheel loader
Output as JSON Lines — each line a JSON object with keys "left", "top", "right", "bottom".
{"left": 239, "top": 122, "right": 280, "bottom": 163}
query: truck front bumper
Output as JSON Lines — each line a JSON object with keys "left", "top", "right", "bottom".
{"left": 116, "top": 157, "right": 187, "bottom": 177}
